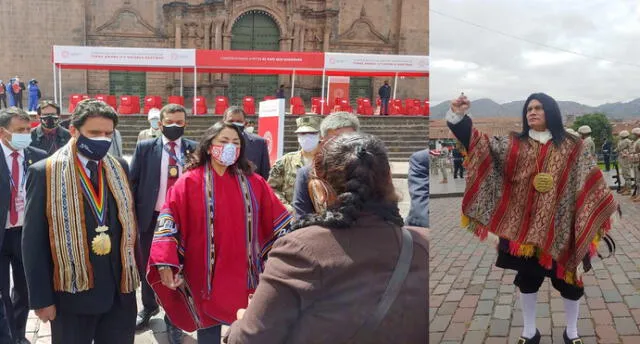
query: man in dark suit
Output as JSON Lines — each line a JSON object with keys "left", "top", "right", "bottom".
{"left": 22, "top": 100, "right": 140, "bottom": 344}
{"left": 223, "top": 106, "right": 270, "bottom": 179}
{"left": 0, "top": 108, "right": 48, "bottom": 344}
{"left": 129, "top": 103, "right": 196, "bottom": 344}
{"left": 30, "top": 101, "right": 71, "bottom": 156}
{"left": 406, "top": 149, "right": 429, "bottom": 228}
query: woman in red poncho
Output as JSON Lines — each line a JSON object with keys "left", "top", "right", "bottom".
{"left": 147, "top": 122, "right": 292, "bottom": 343}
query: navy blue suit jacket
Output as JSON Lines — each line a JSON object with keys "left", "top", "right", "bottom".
{"left": 292, "top": 165, "right": 314, "bottom": 220}
{"left": 406, "top": 149, "right": 429, "bottom": 227}
{"left": 0, "top": 146, "right": 47, "bottom": 244}
{"left": 243, "top": 132, "right": 270, "bottom": 180}
{"left": 129, "top": 137, "right": 197, "bottom": 233}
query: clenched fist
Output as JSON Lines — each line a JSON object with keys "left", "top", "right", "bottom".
{"left": 450, "top": 93, "right": 471, "bottom": 115}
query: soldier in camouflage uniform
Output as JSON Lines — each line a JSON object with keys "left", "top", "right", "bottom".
{"left": 618, "top": 130, "right": 633, "bottom": 195}
{"left": 578, "top": 125, "right": 596, "bottom": 163}
{"left": 268, "top": 115, "right": 321, "bottom": 213}
{"left": 630, "top": 128, "right": 640, "bottom": 201}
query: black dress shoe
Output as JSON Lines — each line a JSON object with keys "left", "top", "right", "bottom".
{"left": 563, "top": 330, "right": 583, "bottom": 344}
{"left": 135, "top": 307, "right": 160, "bottom": 330}
{"left": 166, "top": 321, "right": 184, "bottom": 344}
{"left": 516, "top": 329, "right": 541, "bottom": 344}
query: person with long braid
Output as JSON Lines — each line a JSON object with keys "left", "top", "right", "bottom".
{"left": 224, "top": 133, "right": 429, "bottom": 344}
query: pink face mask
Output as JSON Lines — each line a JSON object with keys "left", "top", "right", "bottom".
{"left": 210, "top": 143, "right": 240, "bottom": 166}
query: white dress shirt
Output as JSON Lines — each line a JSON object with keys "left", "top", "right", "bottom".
{"left": 155, "top": 136, "right": 183, "bottom": 211}
{"left": 76, "top": 153, "right": 95, "bottom": 177}
{"left": 2, "top": 141, "right": 25, "bottom": 229}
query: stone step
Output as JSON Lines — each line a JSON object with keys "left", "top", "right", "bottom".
{"left": 116, "top": 115, "right": 428, "bottom": 161}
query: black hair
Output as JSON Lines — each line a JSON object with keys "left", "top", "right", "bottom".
{"left": 37, "top": 100, "right": 61, "bottom": 116}
{"left": 293, "top": 133, "right": 403, "bottom": 230}
{"left": 518, "top": 93, "right": 569, "bottom": 145}
{"left": 185, "top": 121, "right": 254, "bottom": 175}
{"left": 159, "top": 103, "right": 187, "bottom": 122}
{"left": 0, "top": 107, "right": 31, "bottom": 128}
{"left": 70, "top": 99, "right": 118, "bottom": 129}
{"left": 223, "top": 106, "right": 246, "bottom": 122}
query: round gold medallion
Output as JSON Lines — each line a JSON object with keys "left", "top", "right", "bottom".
{"left": 91, "top": 233, "right": 111, "bottom": 255}
{"left": 533, "top": 173, "right": 554, "bottom": 193}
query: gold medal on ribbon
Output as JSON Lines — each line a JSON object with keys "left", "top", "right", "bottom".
{"left": 92, "top": 227, "right": 111, "bottom": 255}
{"left": 168, "top": 165, "right": 179, "bottom": 178}
{"left": 533, "top": 173, "right": 554, "bottom": 193}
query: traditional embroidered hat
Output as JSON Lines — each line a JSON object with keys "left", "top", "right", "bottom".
{"left": 619, "top": 130, "right": 630, "bottom": 138}
{"left": 578, "top": 125, "right": 591, "bottom": 134}
{"left": 632, "top": 128, "right": 640, "bottom": 135}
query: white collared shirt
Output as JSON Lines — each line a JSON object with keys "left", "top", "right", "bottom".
{"left": 76, "top": 153, "right": 96, "bottom": 176}
{"left": 2, "top": 141, "right": 25, "bottom": 229}
{"left": 155, "top": 136, "right": 183, "bottom": 211}
{"left": 529, "top": 129, "right": 552, "bottom": 144}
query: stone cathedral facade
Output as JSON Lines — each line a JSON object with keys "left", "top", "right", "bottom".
{"left": 0, "top": 0, "right": 428, "bottom": 109}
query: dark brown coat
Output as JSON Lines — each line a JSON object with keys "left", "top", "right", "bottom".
{"left": 227, "top": 213, "right": 429, "bottom": 344}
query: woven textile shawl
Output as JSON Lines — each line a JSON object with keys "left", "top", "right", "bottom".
{"left": 45, "top": 139, "right": 140, "bottom": 293}
{"left": 461, "top": 130, "right": 618, "bottom": 286}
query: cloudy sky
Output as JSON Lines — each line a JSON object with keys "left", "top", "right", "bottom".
{"left": 430, "top": 0, "right": 640, "bottom": 106}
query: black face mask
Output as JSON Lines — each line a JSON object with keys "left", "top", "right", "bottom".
{"left": 41, "top": 116, "right": 59, "bottom": 129}
{"left": 162, "top": 125, "right": 184, "bottom": 141}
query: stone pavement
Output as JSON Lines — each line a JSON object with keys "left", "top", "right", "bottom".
{"left": 429, "top": 195, "right": 640, "bottom": 344}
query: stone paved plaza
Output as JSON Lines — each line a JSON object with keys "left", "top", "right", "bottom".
{"left": 429, "top": 195, "right": 640, "bottom": 344}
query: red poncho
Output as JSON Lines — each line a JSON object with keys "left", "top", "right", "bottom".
{"left": 147, "top": 164, "right": 292, "bottom": 331}
{"left": 462, "top": 129, "right": 618, "bottom": 286}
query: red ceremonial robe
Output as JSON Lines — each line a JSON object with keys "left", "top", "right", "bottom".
{"left": 147, "top": 165, "right": 292, "bottom": 331}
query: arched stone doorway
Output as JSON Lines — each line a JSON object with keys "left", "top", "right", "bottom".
{"left": 229, "top": 10, "right": 280, "bottom": 107}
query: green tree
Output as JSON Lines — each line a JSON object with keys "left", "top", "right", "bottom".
{"left": 572, "top": 112, "right": 613, "bottom": 152}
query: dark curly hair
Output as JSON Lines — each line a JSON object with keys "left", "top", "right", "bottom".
{"left": 293, "top": 133, "right": 403, "bottom": 230}
{"left": 185, "top": 121, "right": 254, "bottom": 175}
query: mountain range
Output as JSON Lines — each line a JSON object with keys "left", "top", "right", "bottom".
{"left": 429, "top": 98, "right": 640, "bottom": 120}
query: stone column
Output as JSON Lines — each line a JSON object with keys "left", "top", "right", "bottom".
{"left": 299, "top": 25, "right": 305, "bottom": 52}
{"left": 222, "top": 34, "right": 232, "bottom": 83}
{"left": 323, "top": 19, "right": 331, "bottom": 52}
{"left": 292, "top": 24, "right": 300, "bottom": 52}
{"left": 175, "top": 18, "right": 183, "bottom": 49}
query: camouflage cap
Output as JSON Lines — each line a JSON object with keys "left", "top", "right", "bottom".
{"left": 294, "top": 115, "right": 321, "bottom": 134}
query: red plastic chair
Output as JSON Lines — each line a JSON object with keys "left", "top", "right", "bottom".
{"left": 214, "top": 96, "right": 228, "bottom": 115}
{"left": 390, "top": 99, "right": 404, "bottom": 115}
{"left": 68, "top": 94, "right": 88, "bottom": 113}
{"left": 357, "top": 98, "right": 374, "bottom": 116}
{"left": 95, "top": 94, "right": 117, "bottom": 110}
{"left": 168, "top": 95, "right": 185, "bottom": 106}
{"left": 193, "top": 96, "right": 208, "bottom": 115}
{"left": 290, "top": 97, "right": 306, "bottom": 115}
{"left": 243, "top": 96, "right": 256, "bottom": 115}
{"left": 337, "top": 98, "right": 353, "bottom": 113}
{"left": 311, "top": 98, "right": 331, "bottom": 115}
{"left": 406, "top": 98, "right": 422, "bottom": 116}
{"left": 263, "top": 96, "right": 276, "bottom": 101}
{"left": 117, "top": 95, "right": 140, "bottom": 114}
{"left": 143, "top": 96, "right": 163, "bottom": 114}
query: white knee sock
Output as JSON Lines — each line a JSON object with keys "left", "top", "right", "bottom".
{"left": 563, "top": 297, "right": 580, "bottom": 338}
{"left": 520, "top": 292, "right": 538, "bottom": 338}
